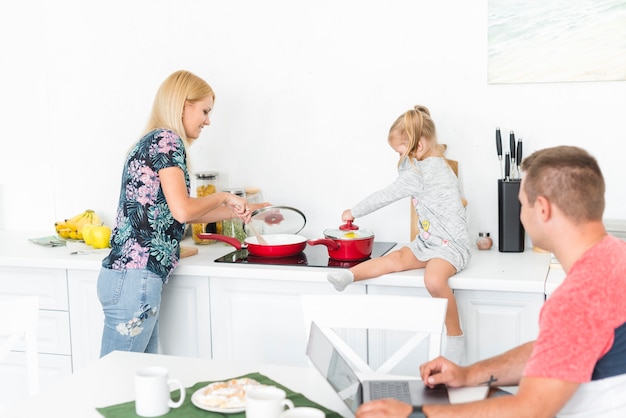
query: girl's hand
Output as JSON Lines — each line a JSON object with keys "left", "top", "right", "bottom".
{"left": 341, "top": 209, "right": 354, "bottom": 223}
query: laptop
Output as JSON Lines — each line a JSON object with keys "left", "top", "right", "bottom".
{"left": 306, "top": 321, "right": 450, "bottom": 414}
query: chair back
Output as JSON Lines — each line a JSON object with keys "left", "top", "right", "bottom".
{"left": 0, "top": 295, "right": 40, "bottom": 408}
{"left": 302, "top": 294, "right": 447, "bottom": 375}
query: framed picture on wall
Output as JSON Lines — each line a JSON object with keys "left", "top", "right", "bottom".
{"left": 488, "top": 0, "right": 626, "bottom": 84}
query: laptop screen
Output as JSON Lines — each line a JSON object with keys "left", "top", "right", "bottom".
{"left": 306, "top": 322, "right": 363, "bottom": 413}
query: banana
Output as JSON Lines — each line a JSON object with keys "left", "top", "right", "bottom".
{"left": 55, "top": 209, "right": 104, "bottom": 240}
{"left": 90, "top": 212, "right": 102, "bottom": 226}
{"left": 66, "top": 210, "right": 90, "bottom": 224}
{"left": 54, "top": 221, "right": 69, "bottom": 233}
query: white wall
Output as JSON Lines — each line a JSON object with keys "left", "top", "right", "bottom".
{"left": 1, "top": 0, "right": 625, "bottom": 247}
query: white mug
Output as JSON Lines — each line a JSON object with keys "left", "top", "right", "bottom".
{"left": 280, "top": 406, "right": 325, "bottom": 418}
{"left": 246, "top": 386, "right": 294, "bottom": 418}
{"left": 134, "top": 366, "right": 186, "bottom": 417}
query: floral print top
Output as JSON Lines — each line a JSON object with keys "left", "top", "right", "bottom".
{"left": 102, "top": 128, "right": 190, "bottom": 281}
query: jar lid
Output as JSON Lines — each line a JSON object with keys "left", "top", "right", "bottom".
{"left": 223, "top": 187, "right": 246, "bottom": 197}
{"left": 245, "top": 206, "right": 306, "bottom": 236}
{"left": 196, "top": 171, "right": 218, "bottom": 179}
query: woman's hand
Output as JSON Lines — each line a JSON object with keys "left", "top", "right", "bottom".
{"left": 249, "top": 202, "right": 272, "bottom": 212}
{"left": 223, "top": 192, "right": 252, "bottom": 222}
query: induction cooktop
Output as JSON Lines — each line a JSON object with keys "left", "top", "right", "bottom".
{"left": 214, "top": 241, "right": 397, "bottom": 268}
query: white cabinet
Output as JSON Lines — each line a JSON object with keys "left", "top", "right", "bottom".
{"left": 67, "top": 269, "right": 103, "bottom": 372}
{"left": 159, "top": 274, "right": 211, "bottom": 358}
{"left": 455, "top": 289, "right": 544, "bottom": 364}
{"left": 0, "top": 267, "right": 73, "bottom": 410}
{"left": 209, "top": 276, "right": 364, "bottom": 367}
{"left": 67, "top": 270, "right": 211, "bottom": 372}
{"left": 367, "top": 285, "right": 544, "bottom": 367}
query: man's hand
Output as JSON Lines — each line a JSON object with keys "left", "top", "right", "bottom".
{"left": 355, "top": 398, "right": 413, "bottom": 418}
{"left": 420, "top": 356, "right": 468, "bottom": 388}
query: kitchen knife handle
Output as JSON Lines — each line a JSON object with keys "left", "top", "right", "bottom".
{"left": 516, "top": 140, "right": 523, "bottom": 167}
{"left": 504, "top": 152, "right": 510, "bottom": 180}
{"left": 496, "top": 128, "right": 502, "bottom": 158}
{"left": 509, "top": 131, "right": 516, "bottom": 161}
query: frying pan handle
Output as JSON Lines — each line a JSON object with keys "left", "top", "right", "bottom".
{"left": 307, "top": 238, "right": 341, "bottom": 250}
{"left": 197, "top": 233, "right": 244, "bottom": 250}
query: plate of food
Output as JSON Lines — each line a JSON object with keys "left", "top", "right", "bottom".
{"left": 191, "top": 377, "right": 265, "bottom": 413}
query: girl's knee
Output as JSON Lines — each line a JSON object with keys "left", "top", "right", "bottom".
{"left": 424, "top": 278, "right": 451, "bottom": 297}
{"left": 423, "top": 269, "right": 455, "bottom": 296}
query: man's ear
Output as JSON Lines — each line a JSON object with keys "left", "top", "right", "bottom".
{"left": 535, "top": 195, "right": 551, "bottom": 222}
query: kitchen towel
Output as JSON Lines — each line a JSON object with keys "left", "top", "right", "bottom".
{"left": 96, "top": 372, "right": 342, "bottom": 418}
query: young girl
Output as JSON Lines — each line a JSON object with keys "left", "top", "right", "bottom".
{"left": 327, "top": 105, "right": 471, "bottom": 363}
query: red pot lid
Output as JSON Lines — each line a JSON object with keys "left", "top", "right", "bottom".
{"left": 324, "top": 225, "right": 374, "bottom": 240}
{"left": 245, "top": 206, "right": 306, "bottom": 236}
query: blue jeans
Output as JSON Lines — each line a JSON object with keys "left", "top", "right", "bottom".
{"left": 97, "top": 267, "right": 163, "bottom": 357}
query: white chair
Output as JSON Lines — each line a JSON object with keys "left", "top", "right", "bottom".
{"left": 0, "top": 295, "right": 40, "bottom": 412}
{"left": 302, "top": 293, "right": 447, "bottom": 376}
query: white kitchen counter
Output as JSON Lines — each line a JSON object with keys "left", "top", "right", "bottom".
{"left": 2, "top": 230, "right": 551, "bottom": 293}
{"left": 545, "top": 265, "right": 566, "bottom": 296}
{"left": 1, "top": 229, "right": 553, "bottom": 402}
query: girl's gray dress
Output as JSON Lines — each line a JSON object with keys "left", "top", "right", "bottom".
{"left": 351, "top": 156, "right": 471, "bottom": 272}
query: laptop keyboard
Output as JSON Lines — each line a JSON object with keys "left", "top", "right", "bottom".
{"left": 368, "top": 381, "right": 412, "bottom": 403}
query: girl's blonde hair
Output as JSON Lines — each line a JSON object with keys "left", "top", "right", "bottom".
{"left": 144, "top": 70, "right": 215, "bottom": 149}
{"left": 389, "top": 105, "right": 445, "bottom": 166}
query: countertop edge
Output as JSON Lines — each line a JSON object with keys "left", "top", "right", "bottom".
{"left": 1, "top": 231, "right": 553, "bottom": 293}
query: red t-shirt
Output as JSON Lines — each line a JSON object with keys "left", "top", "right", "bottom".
{"left": 524, "top": 236, "right": 626, "bottom": 382}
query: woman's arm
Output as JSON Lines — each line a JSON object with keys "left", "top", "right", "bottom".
{"left": 159, "top": 166, "right": 249, "bottom": 224}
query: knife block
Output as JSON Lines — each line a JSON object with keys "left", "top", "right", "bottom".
{"left": 498, "top": 180, "right": 525, "bottom": 252}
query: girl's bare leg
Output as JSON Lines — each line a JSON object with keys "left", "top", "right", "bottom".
{"left": 423, "top": 258, "right": 465, "bottom": 363}
{"left": 352, "top": 247, "right": 426, "bottom": 280}
{"left": 423, "top": 258, "right": 461, "bottom": 335}
{"left": 327, "top": 247, "right": 425, "bottom": 291}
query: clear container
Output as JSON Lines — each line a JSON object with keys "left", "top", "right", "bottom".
{"left": 221, "top": 188, "right": 247, "bottom": 243}
{"left": 245, "top": 187, "right": 263, "bottom": 205}
{"left": 192, "top": 171, "right": 219, "bottom": 244}
{"left": 476, "top": 232, "right": 493, "bottom": 250}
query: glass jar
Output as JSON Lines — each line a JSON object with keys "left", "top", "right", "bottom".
{"left": 245, "top": 187, "right": 263, "bottom": 205}
{"left": 192, "top": 171, "right": 219, "bottom": 244}
{"left": 221, "top": 188, "right": 247, "bottom": 243}
{"left": 476, "top": 232, "right": 493, "bottom": 250}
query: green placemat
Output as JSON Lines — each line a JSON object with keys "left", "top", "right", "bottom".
{"left": 97, "top": 372, "right": 342, "bottom": 418}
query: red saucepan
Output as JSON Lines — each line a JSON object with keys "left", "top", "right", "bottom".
{"left": 199, "top": 206, "right": 308, "bottom": 258}
{"left": 308, "top": 220, "right": 375, "bottom": 261}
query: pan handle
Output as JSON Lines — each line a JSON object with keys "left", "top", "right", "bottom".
{"left": 307, "top": 238, "right": 341, "bottom": 250}
{"left": 197, "top": 233, "right": 244, "bottom": 250}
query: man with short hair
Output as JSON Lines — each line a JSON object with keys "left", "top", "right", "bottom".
{"left": 356, "top": 146, "right": 626, "bottom": 417}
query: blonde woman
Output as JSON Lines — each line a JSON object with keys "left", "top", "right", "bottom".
{"left": 98, "top": 70, "right": 265, "bottom": 356}
{"left": 328, "top": 105, "right": 471, "bottom": 363}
